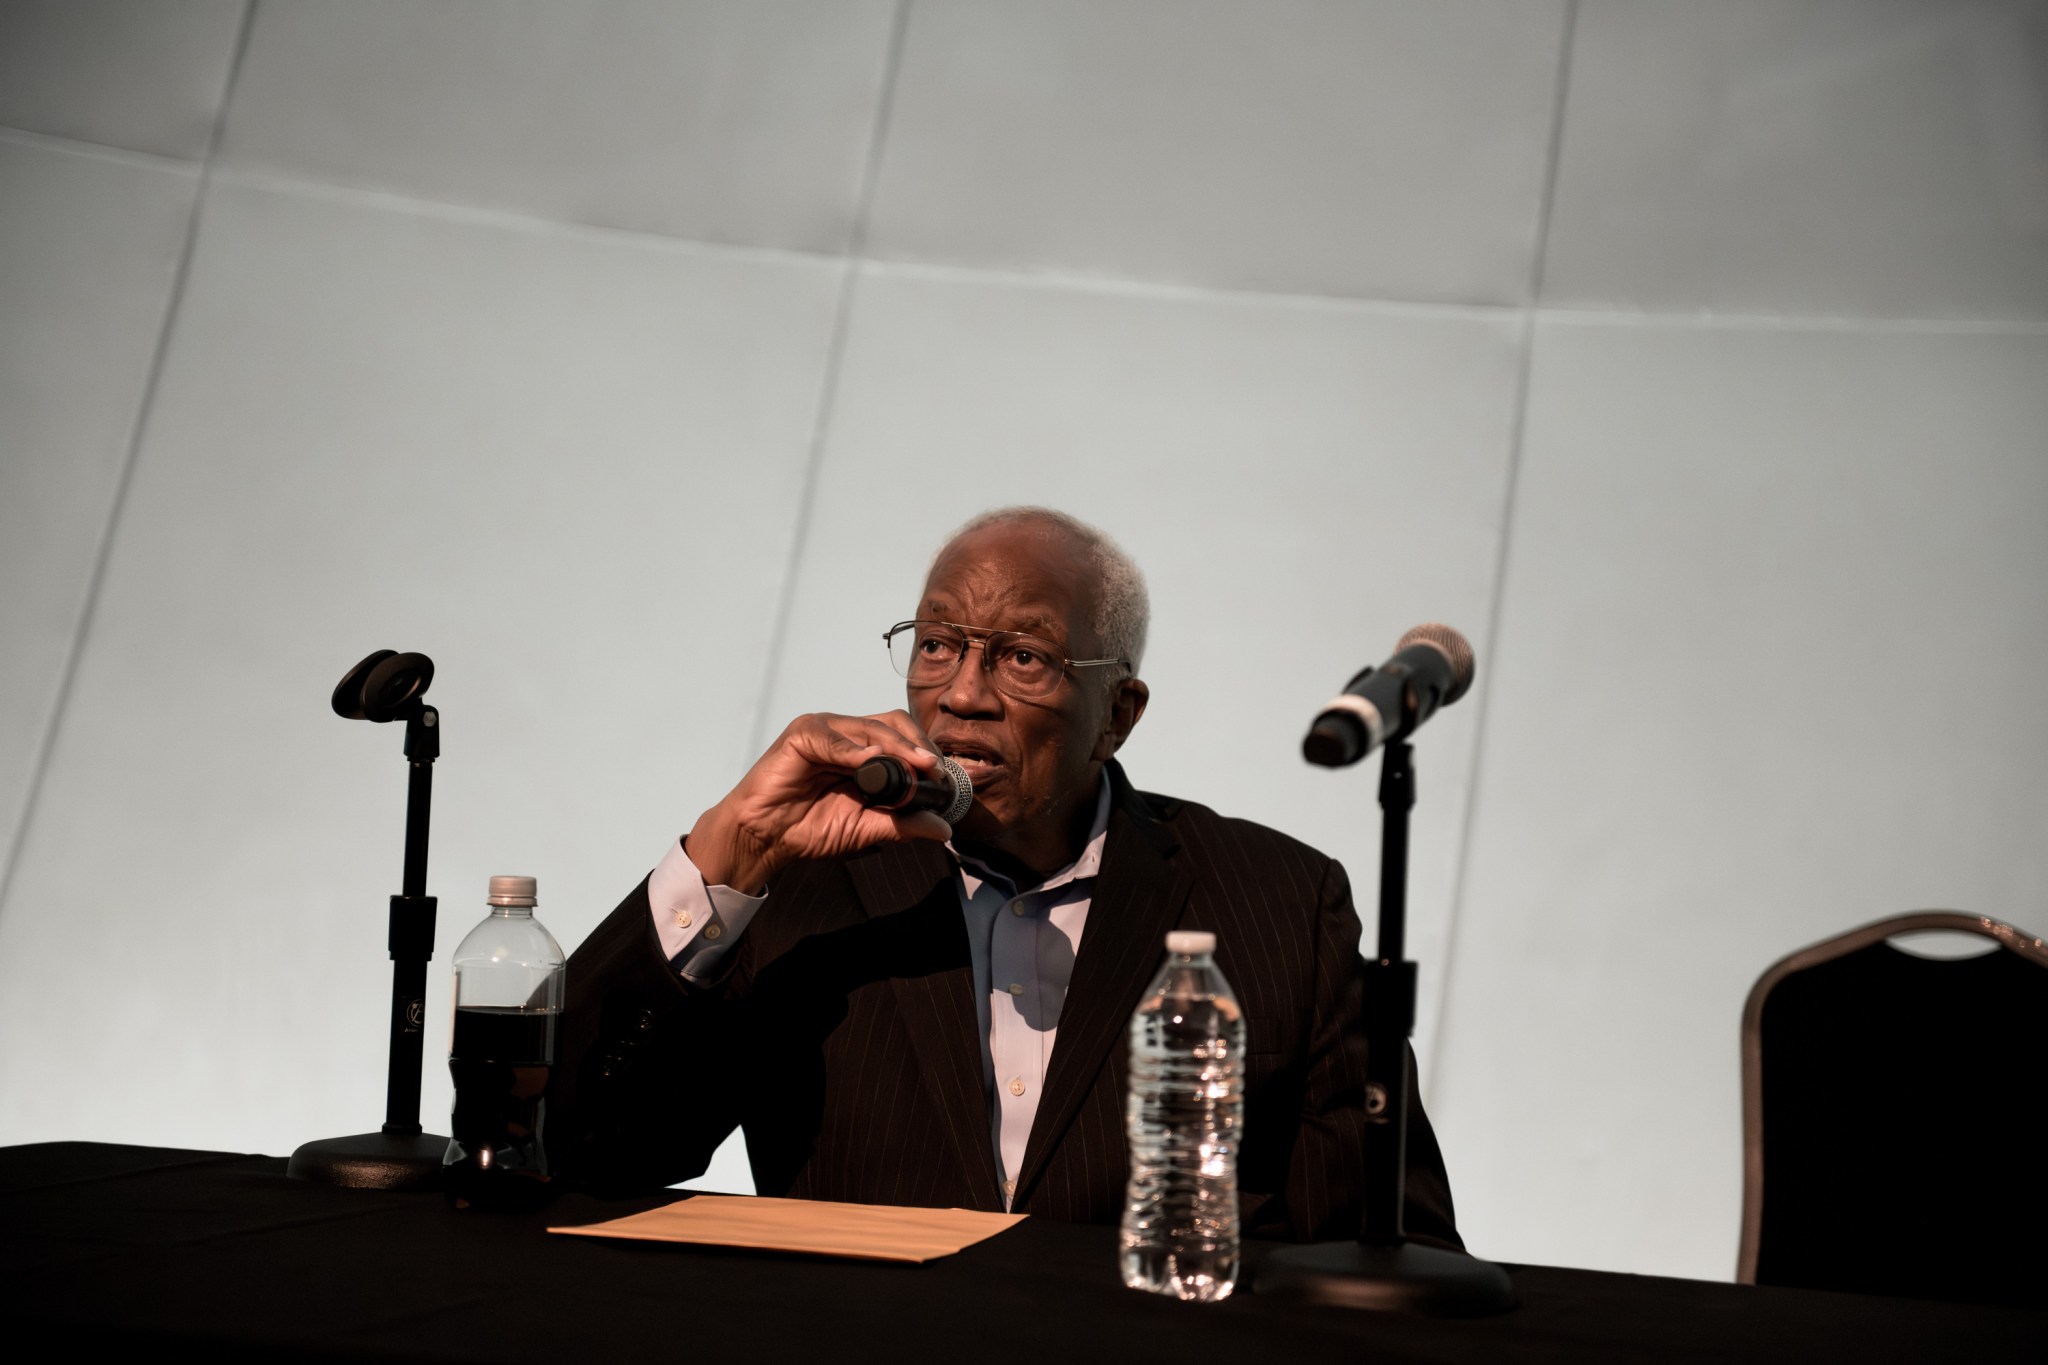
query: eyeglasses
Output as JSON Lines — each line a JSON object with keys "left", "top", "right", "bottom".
{"left": 884, "top": 619, "right": 1127, "bottom": 702}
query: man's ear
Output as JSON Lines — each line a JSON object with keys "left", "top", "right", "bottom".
{"left": 1094, "top": 677, "right": 1149, "bottom": 761}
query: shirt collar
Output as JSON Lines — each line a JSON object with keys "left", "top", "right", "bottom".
{"left": 951, "top": 770, "right": 1114, "bottom": 896}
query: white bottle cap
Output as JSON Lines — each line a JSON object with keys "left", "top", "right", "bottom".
{"left": 1166, "top": 931, "right": 1216, "bottom": 955}
{"left": 488, "top": 875, "right": 537, "bottom": 906}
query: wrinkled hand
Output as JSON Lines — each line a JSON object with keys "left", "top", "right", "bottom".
{"left": 686, "top": 711, "right": 951, "bottom": 894}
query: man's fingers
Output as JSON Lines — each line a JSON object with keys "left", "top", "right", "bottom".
{"left": 868, "top": 710, "right": 938, "bottom": 764}
{"left": 788, "top": 713, "right": 935, "bottom": 773}
{"left": 893, "top": 810, "right": 952, "bottom": 842}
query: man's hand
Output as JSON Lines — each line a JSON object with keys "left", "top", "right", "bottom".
{"left": 685, "top": 712, "right": 952, "bottom": 894}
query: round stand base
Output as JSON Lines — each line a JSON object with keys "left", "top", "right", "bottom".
{"left": 1255, "top": 1239, "right": 1517, "bottom": 1316}
{"left": 287, "top": 1131, "right": 448, "bottom": 1191}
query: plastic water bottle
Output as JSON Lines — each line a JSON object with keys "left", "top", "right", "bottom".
{"left": 444, "top": 875, "right": 564, "bottom": 1209}
{"left": 1121, "top": 929, "right": 1245, "bottom": 1301}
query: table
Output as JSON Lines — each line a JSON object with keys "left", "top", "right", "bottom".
{"left": 2, "top": 1143, "right": 2040, "bottom": 1363}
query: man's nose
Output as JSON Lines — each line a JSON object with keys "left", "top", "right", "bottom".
{"left": 939, "top": 640, "right": 1003, "bottom": 715}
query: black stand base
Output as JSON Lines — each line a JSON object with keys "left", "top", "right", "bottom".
{"left": 287, "top": 1131, "right": 448, "bottom": 1191}
{"left": 1256, "top": 1239, "right": 1517, "bottom": 1316}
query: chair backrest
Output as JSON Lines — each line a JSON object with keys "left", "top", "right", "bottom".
{"left": 1738, "top": 911, "right": 2048, "bottom": 1308}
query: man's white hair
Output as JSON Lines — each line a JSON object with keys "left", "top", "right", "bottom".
{"left": 939, "top": 506, "right": 1149, "bottom": 674}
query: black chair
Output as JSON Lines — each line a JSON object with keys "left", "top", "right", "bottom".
{"left": 1738, "top": 911, "right": 2048, "bottom": 1308}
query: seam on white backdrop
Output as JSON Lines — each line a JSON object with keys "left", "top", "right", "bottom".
{"left": 1427, "top": 0, "right": 1583, "bottom": 1095}
{"left": 746, "top": 0, "right": 916, "bottom": 758}
{"left": 0, "top": 124, "right": 205, "bottom": 174}
{"left": 0, "top": 2, "right": 263, "bottom": 920}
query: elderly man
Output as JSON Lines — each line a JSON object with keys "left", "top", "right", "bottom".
{"left": 551, "top": 507, "right": 1459, "bottom": 1246}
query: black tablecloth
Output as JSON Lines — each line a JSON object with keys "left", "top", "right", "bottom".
{"left": 2, "top": 1143, "right": 2040, "bottom": 1363}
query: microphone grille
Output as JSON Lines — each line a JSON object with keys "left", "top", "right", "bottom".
{"left": 1396, "top": 623, "right": 1476, "bottom": 704}
{"left": 937, "top": 755, "right": 974, "bottom": 826}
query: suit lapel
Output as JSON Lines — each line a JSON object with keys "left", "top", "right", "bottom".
{"left": 1012, "top": 773, "right": 1191, "bottom": 1206}
{"left": 845, "top": 840, "right": 1006, "bottom": 1213}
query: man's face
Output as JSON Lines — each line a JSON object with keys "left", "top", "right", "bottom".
{"left": 909, "top": 522, "right": 1144, "bottom": 860}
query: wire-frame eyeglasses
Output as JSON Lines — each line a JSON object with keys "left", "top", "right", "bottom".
{"left": 883, "top": 619, "right": 1127, "bottom": 702}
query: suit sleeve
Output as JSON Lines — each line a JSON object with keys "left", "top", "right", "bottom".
{"left": 547, "top": 875, "right": 750, "bottom": 1194}
{"left": 1259, "top": 856, "right": 1464, "bottom": 1249}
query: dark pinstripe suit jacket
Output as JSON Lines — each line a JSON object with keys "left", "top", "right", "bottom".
{"left": 550, "top": 762, "right": 1461, "bottom": 1246}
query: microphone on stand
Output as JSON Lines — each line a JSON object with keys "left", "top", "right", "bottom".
{"left": 1303, "top": 623, "right": 1476, "bottom": 767}
{"left": 1261, "top": 620, "right": 1515, "bottom": 1317}
{"left": 855, "top": 754, "right": 974, "bottom": 826}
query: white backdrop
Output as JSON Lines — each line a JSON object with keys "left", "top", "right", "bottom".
{"left": 2, "top": 0, "right": 2045, "bottom": 1282}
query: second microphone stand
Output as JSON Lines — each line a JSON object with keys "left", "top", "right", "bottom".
{"left": 288, "top": 665, "right": 448, "bottom": 1190}
{"left": 1256, "top": 738, "right": 1516, "bottom": 1315}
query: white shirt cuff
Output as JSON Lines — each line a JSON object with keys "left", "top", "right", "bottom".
{"left": 647, "top": 837, "right": 766, "bottom": 982}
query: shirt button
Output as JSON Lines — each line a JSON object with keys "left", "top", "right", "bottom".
{"left": 1008, "top": 1077, "right": 1025, "bottom": 1097}
{"left": 674, "top": 911, "right": 692, "bottom": 929}
{"left": 1008, "top": 982, "right": 1024, "bottom": 996}
{"left": 703, "top": 923, "right": 723, "bottom": 940}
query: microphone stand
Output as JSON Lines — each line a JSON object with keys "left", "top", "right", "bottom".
{"left": 1256, "top": 737, "right": 1516, "bottom": 1314}
{"left": 288, "top": 701, "right": 448, "bottom": 1189}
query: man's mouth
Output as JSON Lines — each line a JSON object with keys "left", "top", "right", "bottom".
{"left": 938, "top": 743, "right": 1004, "bottom": 787}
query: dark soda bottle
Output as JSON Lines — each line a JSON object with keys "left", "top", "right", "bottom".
{"left": 444, "top": 875, "right": 564, "bottom": 1210}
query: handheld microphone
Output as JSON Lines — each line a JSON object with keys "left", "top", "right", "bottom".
{"left": 855, "top": 755, "right": 974, "bottom": 825}
{"left": 1303, "top": 624, "right": 1476, "bottom": 767}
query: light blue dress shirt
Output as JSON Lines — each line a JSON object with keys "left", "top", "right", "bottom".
{"left": 953, "top": 775, "right": 1110, "bottom": 1207}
